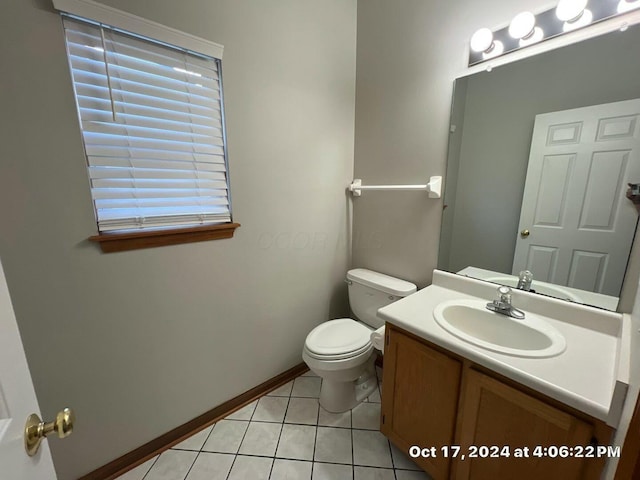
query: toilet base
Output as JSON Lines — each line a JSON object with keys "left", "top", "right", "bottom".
{"left": 318, "top": 358, "right": 377, "bottom": 413}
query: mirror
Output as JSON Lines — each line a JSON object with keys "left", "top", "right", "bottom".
{"left": 439, "top": 25, "right": 640, "bottom": 311}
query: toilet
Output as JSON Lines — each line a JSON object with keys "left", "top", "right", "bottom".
{"left": 302, "top": 268, "right": 417, "bottom": 412}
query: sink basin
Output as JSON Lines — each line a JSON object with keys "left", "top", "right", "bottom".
{"left": 433, "top": 299, "right": 566, "bottom": 358}
{"left": 485, "top": 276, "right": 582, "bottom": 303}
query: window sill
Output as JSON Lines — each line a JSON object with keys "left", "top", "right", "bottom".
{"left": 89, "top": 223, "right": 240, "bottom": 253}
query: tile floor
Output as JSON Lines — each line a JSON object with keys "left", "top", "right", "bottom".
{"left": 117, "top": 369, "right": 431, "bottom": 480}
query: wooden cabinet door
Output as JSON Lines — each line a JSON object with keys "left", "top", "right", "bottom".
{"left": 455, "top": 369, "right": 594, "bottom": 480}
{"left": 381, "top": 325, "right": 462, "bottom": 480}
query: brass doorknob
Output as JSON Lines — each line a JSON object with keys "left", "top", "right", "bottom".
{"left": 25, "top": 408, "right": 75, "bottom": 456}
{"left": 520, "top": 229, "right": 530, "bottom": 238}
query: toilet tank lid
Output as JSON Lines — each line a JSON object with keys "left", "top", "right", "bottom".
{"left": 347, "top": 269, "right": 417, "bottom": 297}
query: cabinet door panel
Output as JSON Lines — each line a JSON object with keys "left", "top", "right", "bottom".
{"left": 455, "top": 369, "right": 594, "bottom": 480}
{"left": 381, "top": 326, "right": 461, "bottom": 479}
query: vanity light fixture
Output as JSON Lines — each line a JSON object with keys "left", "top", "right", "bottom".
{"left": 618, "top": 0, "right": 640, "bottom": 13}
{"left": 468, "top": 0, "right": 640, "bottom": 66}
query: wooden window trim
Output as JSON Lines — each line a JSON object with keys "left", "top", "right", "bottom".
{"left": 89, "top": 223, "right": 240, "bottom": 253}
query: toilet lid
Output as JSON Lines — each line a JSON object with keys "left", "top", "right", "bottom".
{"left": 305, "top": 318, "right": 372, "bottom": 357}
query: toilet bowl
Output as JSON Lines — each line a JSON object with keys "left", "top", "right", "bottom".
{"left": 302, "top": 269, "right": 416, "bottom": 412}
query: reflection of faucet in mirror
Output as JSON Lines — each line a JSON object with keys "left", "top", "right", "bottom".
{"left": 486, "top": 286, "right": 525, "bottom": 320}
{"left": 517, "top": 270, "right": 533, "bottom": 292}
{"left": 626, "top": 183, "right": 640, "bottom": 213}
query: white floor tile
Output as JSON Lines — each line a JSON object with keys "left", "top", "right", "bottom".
{"left": 352, "top": 430, "right": 393, "bottom": 468}
{"left": 185, "top": 452, "right": 235, "bottom": 480}
{"left": 172, "top": 425, "right": 213, "bottom": 451}
{"left": 312, "top": 462, "right": 353, "bottom": 480}
{"left": 115, "top": 456, "right": 158, "bottom": 480}
{"left": 395, "top": 469, "right": 432, "bottom": 480}
{"left": 144, "top": 450, "right": 197, "bottom": 480}
{"left": 227, "top": 455, "right": 273, "bottom": 480}
{"left": 268, "top": 381, "right": 294, "bottom": 397}
{"left": 271, "top": 459, "right": 313, "bottom": 480}
{"left": 390, "top": 443, "right": 421, "bottom": 471}
{"left": 202, "top": 420, "right": 249, "bottom": 454}
{"left": 354, "top": 466, "right": 395, "bottom": 480}
{"left": 252, "top": 396, "right": 289, "bottom": 422}
{"left": 291, "top": 377, "right": 322, "bottom": 398}
{"left": 301, "top": 370, "right": 319, "bottom": 377}
{"left": 314, "top": 427, "right": 352, "bottom": 464}
{"left": 318, "top": 407, "right": 351, "bottom": 428}
{"left": 276, "top": 424, "right": 316, "bottom": 461}
{"left": 226, "top": 400, "right": 257, "bottom": 421}
{"left": 285, "top": 398, "right": 319, "bottom": 425}
{"left": 352, "top": 403, "right": 381, "bottom": 430}
{"left": 238, "top": 422, "right": 282, "bottom": 456}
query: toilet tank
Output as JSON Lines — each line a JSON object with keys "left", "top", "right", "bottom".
{"left": 347, "top": 269, "right": 417, "bottom": 329}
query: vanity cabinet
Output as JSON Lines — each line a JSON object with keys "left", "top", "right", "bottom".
{"left": 380, "top": 324, "right": 462, "bottom": 478}
{"left": 380, "top": 324, "right": 612, "bottom": 480}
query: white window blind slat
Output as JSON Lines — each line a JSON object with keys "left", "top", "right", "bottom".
{"left": 79, "top": 109, "right": 222, "bottom": 136}
{"left": 88, "top": 166, "right": 227, "bottom": 181}
{"left": 77, "top": 99, "right": 220, "bottom": 128}
{"left": 95, "top": 196, "right": 229, "bottom": 210}
{"left": 91, "top": 187, "right": 228, "bottom": 200}
{"left": 85, "top": 145, "right": 225, "bottom": 163}
{"left": 87, "top": 156, "right": 227, "bottom": 171}
{"left": 63, "top": 16, "right": 232, "bottom": 232}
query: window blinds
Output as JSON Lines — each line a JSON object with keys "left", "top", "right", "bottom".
{"left": 62, "top": 16, "right": 231, "bottom": 232}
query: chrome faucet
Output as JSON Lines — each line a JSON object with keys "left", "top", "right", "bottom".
{"left": 517, "top": 270, "right": 533, "bottom": 291}
{"left": 486, "top": 286, "right": 525, "bottom": 319}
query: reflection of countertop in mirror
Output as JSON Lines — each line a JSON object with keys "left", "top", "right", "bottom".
{"left": 457, "top": 266, "right": 619, "bottom": 311}
{"left": 378, "top": 270, "right": 630, "bottom": 426}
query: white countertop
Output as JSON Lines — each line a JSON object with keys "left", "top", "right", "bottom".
{"left": 377, "top": 270, "right": 630, "bottom": 426}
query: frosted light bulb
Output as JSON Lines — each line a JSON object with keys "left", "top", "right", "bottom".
{"left": 509, "top": 12, "right": 536, "bottom": 39}
{"left": 556, "top": 0, "right": 589, "bottom": 21}
{"left": 470, "top": 28, "right": 494, "bottom": 53}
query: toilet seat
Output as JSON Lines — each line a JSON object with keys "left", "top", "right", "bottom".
{"left": 304, "top": 318, "right": 372, "bottom": 361}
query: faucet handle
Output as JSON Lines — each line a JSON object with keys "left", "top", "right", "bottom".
{"left": 497, "top": 286, "right": 512, "bottom": 304}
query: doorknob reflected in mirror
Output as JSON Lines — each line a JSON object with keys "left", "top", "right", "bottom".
{"left": 521, "top": 229, "right": 530, "bottom": 238}
{"left": 24, "top": 408, "right": 75, "bottom": 456}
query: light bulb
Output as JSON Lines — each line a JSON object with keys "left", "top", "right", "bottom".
{"left": 556, "top": 0, "right": 588, "bottom": 22}
{"left": 618, "top": 0, "right": 640, "bottom": 13}
{"left": 470, "top": 28, "right": 494, "bottom": 53}
{"left": 562, "top": 8, "right": 593, "bottom": 31}
{"left": 509, "top": 12, "right": 536, "bottom": 39}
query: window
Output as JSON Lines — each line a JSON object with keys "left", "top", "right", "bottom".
{"left": 56, "top": 1, "right": 237, "bottom": 252}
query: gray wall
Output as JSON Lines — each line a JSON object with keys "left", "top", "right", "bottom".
{"left": 446, "top": 26, "right": 640, "bottom": 276}
{"left": 0, "top": 0, "right": 356, "bottom": 478}
{"left": 353, "top": 0, "right": 553, "bottom": 287}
